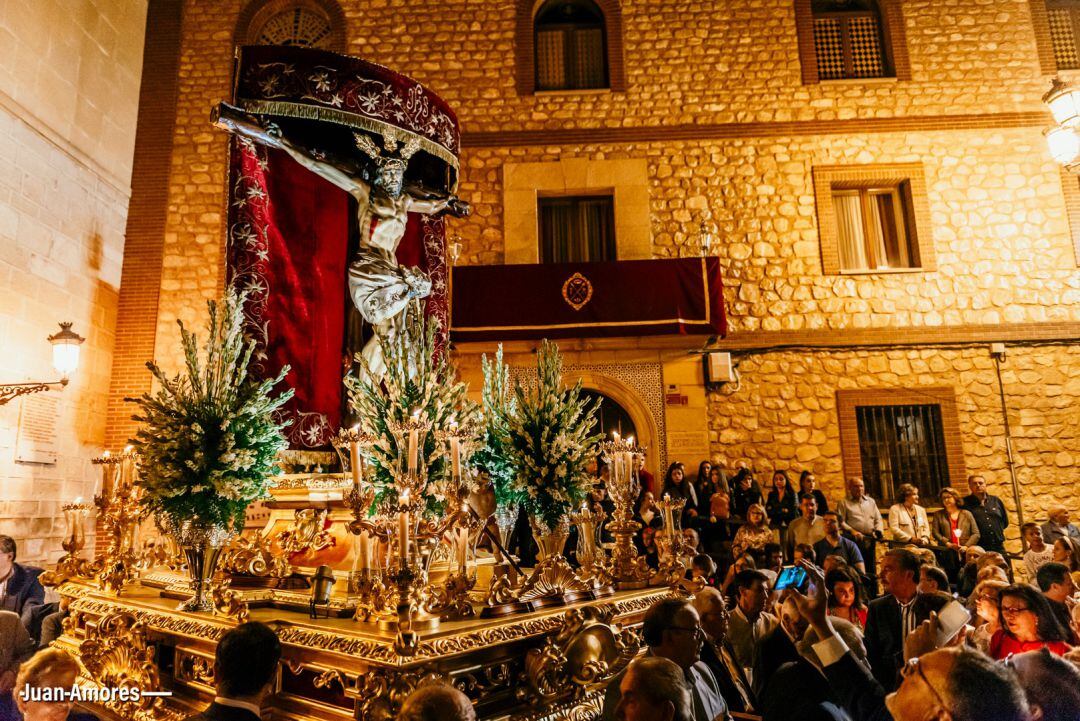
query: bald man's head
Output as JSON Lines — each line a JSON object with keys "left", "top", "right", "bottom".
{"left": 398, "top": 683, "right": 475, "bottom": 721}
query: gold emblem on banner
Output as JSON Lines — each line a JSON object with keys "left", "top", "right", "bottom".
{"left": 562, "top": 272, "right": 593, "bottom": 311}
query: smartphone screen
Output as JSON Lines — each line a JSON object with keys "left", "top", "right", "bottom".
{"left": 935, "top": 599, "right": 971, "bottom": 646}
{"left": 774, "top": 565, "right": 808, "bottom": 591}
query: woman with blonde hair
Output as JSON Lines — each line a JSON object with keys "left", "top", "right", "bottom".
{"left": 14, "top": 648, "right": 80, "bottom": 721}
{"left": 968, "top": 579, "right": 1009, "bottom": 654}
{"left": 731, "top": 503, "right": 772, "bottom": 560}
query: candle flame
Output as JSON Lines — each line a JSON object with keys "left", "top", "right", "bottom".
{"left": 74, "top": 497, "right": 83, "bottom": 504}
{"left": 123, "top": 445, "right": 133, "bottom": 454}
{"left": 627, "top": 435, "right": 634, "bottom": 446}
{"left": 411, "top": 409, "right": 421, "bottom": 420}
{"left": 351, "top": 424, "right": 359, "bottom": 432}
{"left": 612, "top": 431, "right": 620, "bottom": 441}
{"left": 102, "top": 450, "right": 110, "bottom": 458}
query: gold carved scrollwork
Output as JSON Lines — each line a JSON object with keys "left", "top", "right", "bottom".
{"left": 174, "top": 650, "right": 216, "bottom": 688}
{"left": 78, "top": 611, "right": 180, "bottom": 721}
{"left": 219, "top": 530, "right": 291, "bottom": 578}
{"left": 210, "top": 576, "right": 250, "bottom": 624}
{"left": 524, "top": 607, "right": 637, "bottom": 706}
{"left": 518, "top": 556, "right": 591, "bottom": 604}
{"left": 276, "top": 507, "right": 335, "bottom": 556}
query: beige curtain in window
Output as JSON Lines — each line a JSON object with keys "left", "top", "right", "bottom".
{"left": 862, "top": 196, "right": 891, "bottom": 269}
{"left": 834, "top": 193, "right": 869, "bottom": 270}
{"left": 536, "top": 30, "right": 566, "bottom": 89}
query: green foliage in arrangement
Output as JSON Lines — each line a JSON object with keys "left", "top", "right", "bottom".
{"left": 344, "top": 302, "right": 480, "bottom": 513}
{"left": 474, "top": 345, "right": 524, "bottom": 510}
{"left": 503, "top": 340, "right": 601, "bottom": 530}
{"left": 127, "top": 290, "right": 294, "bottom": 531}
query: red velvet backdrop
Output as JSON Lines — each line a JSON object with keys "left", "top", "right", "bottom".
{"left": 227, "top": 140, "right": 447, "bottom": 448}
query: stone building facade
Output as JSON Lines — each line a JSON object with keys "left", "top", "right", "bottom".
{"left": 104, "top": 0, "right": 1080, "bottom": 554}
{"left": 0, "top": 0, "right": 147, "bottom": 562}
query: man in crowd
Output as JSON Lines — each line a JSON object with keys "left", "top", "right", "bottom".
{"left": 753, "top": 596, "right": 812, "bottom": 697}
{"left": 726, "top": 569, "right": 778, "bottom": 674}
{"left": 863, "top": 549, "right": 949, "bottom": 691}
{"left": 399, "top": 684, "right": 476, "bottom": 721}
{"left": 814, "top": 512, "right": 866, "bottom": 576}
{"left": 1041, "top": 506, "right": 1080, "bottom": 545}
{"left": 0, "top": 610, "right": 35, "bottom": 718}
{"left": 786, "top": 495, "right": 825, "bottom": 561}
{"left": 0, "top": 536, "right": 43, "bottom": 632}
{"left": 835, "top": 478, "right": 884, "bottom": 595}
{"left": 602, "top": 598, "right": 730, "bottom": 721}
{"left": 613, "top": 657, "right": 694, "bottom": 721}
{"left": 1036, "top": 562, "right": 1076, "bottom": 642}
{"left": 692, "top": 588, "right": 756, "bottom": 714}
{"left": 787, "top": 561, "right": 1032, "bottom": 721}
{"left": 917, "top": 565, "right": 949, "bottom": 595}
{"left": 962, "top": 475, "right": 1008, "bottom": 555}
{"left": 188, "top": 621, "right": 282, "bottom": 721}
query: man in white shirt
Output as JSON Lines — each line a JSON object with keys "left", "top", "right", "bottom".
{"left": 785, "top": 495, "right": 826, "bottom": 561}
{"left": 603, "top": 598, "right": 731, "bottom": 721}
{"left": 836, "top": 478, "right": 884, "bottom": 596}
{"left": 726, "top": 569, "right": 778, "bottom": 675}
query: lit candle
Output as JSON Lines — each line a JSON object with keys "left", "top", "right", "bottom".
{"left": 456, "top": 528, "right": 468, "bottom": 573}
{"left": 120, "top": 446, "right": 134, "bottom": 493}
{"left": 349, "top": 426, "right": 362, "bottom": 491}
{"left": 407, "top": 411, "right": 420, "bottom": 475}
{"left": 449, "top": 418, "right": 461, "bottom": 482}
{"left": 399, "top": 489, "right": 411, "bottom": 563}
{"left": 358, "top": 530, "right": 371, "bottom": 570}
{"left": 100, "top": 451, "right": 114, "bottom": 497}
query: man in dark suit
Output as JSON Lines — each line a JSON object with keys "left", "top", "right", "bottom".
{"left": 962, "top": 475, "right": 1008, "bottom": 554}
{"left": 187, "top": 622, "right": 281, "bottom": 721}
{"left": 692, "top": 587, "right": 756, "bottom": 714}
{"left": 0, "top": 536, "right": 44, "bottom": 631}
{"left": 862, "top": 549, "right": 948, "bottom": 692}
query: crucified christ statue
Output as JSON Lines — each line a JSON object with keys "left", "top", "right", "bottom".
{"left": 212, "top": 102, "right": 470, "bottom": 380}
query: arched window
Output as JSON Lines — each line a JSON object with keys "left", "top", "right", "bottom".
{"left": 236, "top": 0, "right": 347, "bottom": 52}
{"left": 811, "top": 0, "right": 891, "bottom": 79}
{"left": 534, "top": 0, "right": 608, "bottom": 91}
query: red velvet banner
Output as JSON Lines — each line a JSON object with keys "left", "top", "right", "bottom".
{"left": 450, "top": 257, "right": 726, "bottom": 342}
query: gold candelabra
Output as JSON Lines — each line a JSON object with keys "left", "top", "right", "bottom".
{"left": 93, "top": 448, "right": 146, "bottom": 594}
{"left": 40, "top": 500, "right": 101, "bottom": 586}
{"left": 599, "top": 433, "right": 651, "bottom": 589}
{"left": 655, "top": 494, "right": 691, "bottom": 587}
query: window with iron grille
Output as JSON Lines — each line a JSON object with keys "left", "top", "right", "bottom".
{"left": 831, "top": 182, "right": 919, "bottom": 271}
{"left": 855, "top": 404, "right": 948, "bottom": 505}
{"left": 539, "top": 195, "right": 616, "bottom": 263}
{"left": 812, "top": 0, "right": 891, "bottom": 79}
{"left": 535, "top": 0, "right": 608, "bottom": 90}
{"left": 1048, "top": 2, "right": 1080, "bottom": 70}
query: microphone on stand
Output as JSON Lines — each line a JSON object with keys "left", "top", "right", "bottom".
{"left": 309, "top": 565, "right": 336, "bottom": 619}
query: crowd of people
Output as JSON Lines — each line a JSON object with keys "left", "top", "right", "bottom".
{"left": 5, "top": 462, "right": 1080, "bottom": 721}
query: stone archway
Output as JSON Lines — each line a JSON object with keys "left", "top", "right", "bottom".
{"left": 569, "top": 369, "right": 662, "bottom": 479}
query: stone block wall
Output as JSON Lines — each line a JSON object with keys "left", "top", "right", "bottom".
{"left": 0, "top": 0, "right": 147, "bottom": 563}
{"left": 705, "top": 344, "right": 1080, "bottom": 546}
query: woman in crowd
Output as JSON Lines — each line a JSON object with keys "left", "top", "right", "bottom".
{"left": 661, "top": 462, "right": 700, "bottom": 525}
{"left": 930, "top": 486, "right": 980, "bottom": 582}
{"left": 635, "top": 491, "right": 658, "bottom": 528}
{"left": 798, "top": 470, "right": 828, "bottom": 514}
{"left": 732, "top": 503, "right": 772, "bottom": 560}
{"left": 825, "top": 566, "right": 867, "bottom": 631}
{"left": 989, "top": 584, "right": 1073, "bottom": 659}
{"left": 709, "top": 465, "right": 729, "bottom": 496}
{"left": 701, "top": 482, "right": 733, "bottom": 559}
{"left": 721, "top": 552, "right": 757, "bottom": 602}
{"left": 968, "top": 578, "right": 1009, "bottom": 655}
{"left": 640, "top": 526, "right": 660, "bottom": 569}
{"left": 887, "top": 483, "right": 931, "bottom": 545}
{"left": 695, "top": 460, "right": 717, "bottom": 501}
{"left": 765, "top": 470, "right": 798, "bottom": 536}
{"left": 729, "top": 467, "right": 763, "bottom": 520}
{"left": 1052, "top": 536, "right": 1080, "bottom": 585}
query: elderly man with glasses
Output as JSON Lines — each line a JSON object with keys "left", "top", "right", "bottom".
{"left": 602, "top": 597, "right": 731, "bottom": 721}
